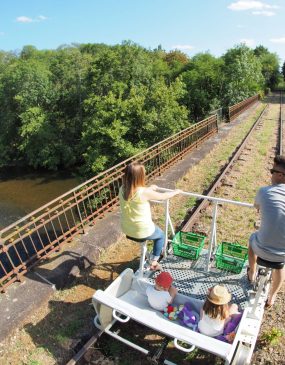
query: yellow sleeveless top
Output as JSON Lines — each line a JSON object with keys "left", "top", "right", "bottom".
{"left": 119, "top": 186, "right": 155, "bottom": 238}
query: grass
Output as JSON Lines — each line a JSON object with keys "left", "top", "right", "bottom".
{"left": 53, "top": 319, "right": 82, "bottom": 343}
{"left": 27, "top": 361, "right": 41, "bottom": 365}
{"left": 53, "top": 287, "right": 76, "bottom": 300}
{"left": 261, "top": 327, "right": 284, "bottom": 346}
{"left": 208, "top": 102, "right": 279, "bottom": 245}
{"left": 25, "top": 346, "right": 53, "bottom": 365}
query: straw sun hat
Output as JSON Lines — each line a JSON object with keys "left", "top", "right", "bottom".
{"left": 207, "top": 285, "right": 231, "bottom": 305}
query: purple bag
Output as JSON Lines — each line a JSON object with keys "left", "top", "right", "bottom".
{"left": 215, "top": 312, "right": 243, "bottom": 343}
{"left": 178, "top": 302, "right": 200, "bottom": 330}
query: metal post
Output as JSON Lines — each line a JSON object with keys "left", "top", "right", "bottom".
{"left": 206, "top": 201, "right": 218, "bottom": 272}
{"left": 163, "top": 200, "right": 170, "bottom": 257}
{"left": 138, "top": 242, "right": 148, "bottom": 279}
{"left": 73, "top": 191, "right": 85, "bottom": 233}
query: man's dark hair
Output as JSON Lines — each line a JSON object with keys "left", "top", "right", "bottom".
{"left": 274, "top": 155, "right": 285, "bottom": 170}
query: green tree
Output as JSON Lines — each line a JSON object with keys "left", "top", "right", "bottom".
{"left": 20, "top": 45, "right": 39, "bottom": 60}
{"left": 0, "top": 58, "right": 52, "bottom": 166}
{"left": 222, "top": 44, "right": 264, "bottom": 105}
{"left": 18, "top": 107, "right": 61, "bottom": 168}
{"left": 181, "top": 53, "right": 224, "bottom": 120}
{"left": 0, "top": 41, "right": 274, "bottom": 174}
{"left": 47, "top": 47, "right": 92, "bottom": 168}
{"left": 81, "top": 77, "right": 188, "bottom": 174}
{"left": 254, "top": 45, "right": 280, "bottom": 90}
{"left": 163, "top": 50, "right": 189, "bottom": 81}
{"left": 87, "top": 41, "right": 158, "bottom": 97}
{"left": 0, "top": 46, "right": 93, "bottom": 170}
{"left": 0, "top": 50, "right": 16, "bottom": 72}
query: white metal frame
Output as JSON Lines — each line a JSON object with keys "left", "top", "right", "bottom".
{"left": 160, "top": 188, "right": 253, "bottom": 273}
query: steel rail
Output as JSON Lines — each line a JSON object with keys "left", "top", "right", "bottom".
{"left": 65, "top": 332, "right": 103, "bottom": 365}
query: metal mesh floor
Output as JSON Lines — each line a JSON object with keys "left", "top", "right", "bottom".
{"left": 149, "top": 250, "right": 251, "bottom": 310}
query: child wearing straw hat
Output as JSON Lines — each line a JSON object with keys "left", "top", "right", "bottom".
{"left": 198, "top": 285, "right": 239, "bottom": 337}
{"left": 146, "top": 272, "right": 178, "bottom": 311}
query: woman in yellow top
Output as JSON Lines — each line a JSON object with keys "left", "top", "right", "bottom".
{"left": 119, "top": 162, "right": 181, "bottom": 270}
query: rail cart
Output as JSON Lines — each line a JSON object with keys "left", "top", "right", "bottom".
{"left": 92, "top": 189, "right": 272, "bottom": 365}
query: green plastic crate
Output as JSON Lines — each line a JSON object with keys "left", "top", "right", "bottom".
{"left": 215, "top": 241, "right": 248, "bottom": 273}
{"left": 172, "top": 231, "right": 206, "bottom": 260}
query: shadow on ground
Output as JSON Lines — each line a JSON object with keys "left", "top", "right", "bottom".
{"left": 23, "top": 255, "right": 141, "bottom": 365}
{"left": 95, "top": 320, "right": 224, "bottom": 365}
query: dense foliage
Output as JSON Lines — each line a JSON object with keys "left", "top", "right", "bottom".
{"left": 0, "top": 42, "right": 281, "bottom": 175}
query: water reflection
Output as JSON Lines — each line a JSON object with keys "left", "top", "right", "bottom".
{"left": 0, "top": 170, "right": 80, "bottom": 230}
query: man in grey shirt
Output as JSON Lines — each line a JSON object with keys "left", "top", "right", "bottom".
{"left": 248, "top": 155, "right": 285, "bottom": 307}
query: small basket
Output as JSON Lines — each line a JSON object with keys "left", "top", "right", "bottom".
{"left": 171, "top": 231, "right": 206, "bottom": 260}
{"left": 215, "top": 241, "right": 248, "bottom": 274}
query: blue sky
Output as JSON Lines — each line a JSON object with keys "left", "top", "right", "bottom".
{"left": 0, "top": 0, "right": 285, "bottom": 62}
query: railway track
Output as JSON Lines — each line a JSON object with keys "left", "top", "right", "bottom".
{"left": 181, "top": 92, "right": 283, "bottom": 233}
{"left": 66, "top": 93, "right": 283, "bottom": 365}
{"left": 181, "top": 104, "right": 268, "bottom": 232}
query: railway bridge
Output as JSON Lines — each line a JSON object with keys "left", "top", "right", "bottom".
{"left": 0, "top": 92, "right": 283, "bottom": 364}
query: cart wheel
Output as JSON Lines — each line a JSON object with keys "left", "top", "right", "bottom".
{"left": 230, "top": 341, "right": 251, "bottom": 365}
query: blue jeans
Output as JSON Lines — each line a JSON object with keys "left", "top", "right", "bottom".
{"left": 144, "top": 225, "right": 165, "bottom": 260}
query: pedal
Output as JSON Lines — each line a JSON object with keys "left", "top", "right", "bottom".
{"left": 258, "top": 268, "right": 266, "bottom": 276}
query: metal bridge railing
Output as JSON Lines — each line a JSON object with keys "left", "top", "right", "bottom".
{"left": 209, "top": 107, "right": 224, "bottom": 124}
{"left": 0, "top": 114, "right": 218, "bottom": 292}
{"left": 228, "top": 95, "right": 259, "bottom": 122}
{"left": 0, "top": 94, "right": 259, "bottom": 292}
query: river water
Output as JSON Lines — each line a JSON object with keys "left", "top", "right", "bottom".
{"left": 0, "top": 170, "right": 80, "bottom": 230}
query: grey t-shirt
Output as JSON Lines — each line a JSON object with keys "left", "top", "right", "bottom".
{"left": 254, "top": 183, "right": 285, "bottom": 258}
